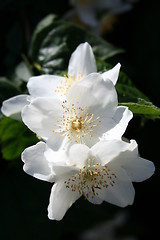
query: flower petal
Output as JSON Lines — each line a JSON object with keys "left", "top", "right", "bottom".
{"left": 52, "top": 165, "right": 79, "bottom": 181}
{"left": 96, "top": 165, "right": 135, "bottom": 207}
{"left": 67, "top": 73, "right": 118, "bottom": 146}
{"left": 92, "top": 139, "right": 155, "bottom": 183}
{"left": 46, "top": 136, "right": 70, "bottom": 152}
{"left": 86, "top": 193, "right": 103, "bottom": 205}
{"left": 102, "top": 63, "right": 121, "bottom": 85}
{"left": 22, "top": 142, "right": 54, "bottom": 182}
{"left": 22, "top": 97, "right": 63, "bottom": 140}
{"left": 76, "top": 5, "right": 98, "bottom": 27}
{"left": 91, "top": 139, "right": 132, "bottom": 166}
{"left": 68, "top": 144, "right": 90, "bottom": 168}
{"left": 27, "top": 75, "right": 65, "bottom": 100}
{"left": 68, "top": 42, "right": 97, "bottom": 79}
{"left": 68, "top": 73, "right": 117, "bottom": 115}
{"left": 48, "top": 181, "right": 81, "bottom": 220}
{"left": 113, "top": 140, "right": 155, "bottom": 182}
{"left": 44, "top": 143, "right": 68, "bottom": 164}
{"left": 1, "top": 94, "right": 30, "bottom": 121}
{"left": 101, "top": 106, "right": 133, "bottom": 140}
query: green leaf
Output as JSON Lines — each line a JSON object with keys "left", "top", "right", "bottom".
{"left": 119, "top": 98, "right": 160, "bottom": 119}
{"left": 116, "top": 83, "right": 150, "bottom": 103}
{"left": 29, "top": 14, "right": 58, "bottom": 61}
{"left": 116, "top": 70, "right": 160, "bottom": 119}
{"left": 116, "top": 77, "right": 160, "bottom": 119}
{"left": 97, "top": 60, "right": 160, "bottom": 119}
{"left": 29, "top": 14, "right": 123, "bottom": 74}
{"left": 97, "top": 59, "right": 136, "bottom": 87}
{"left": 0, "top": 117, "right": 38, "bottom": 160}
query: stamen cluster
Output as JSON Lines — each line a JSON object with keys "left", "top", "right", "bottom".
{"left": 53, "top": 100, "right": 101, "bottom": 144}
{"left": 64, "top": 158, "right": 117, "bottom": 200}
{"left": 54, "top": 73, "right": 83, "bottom": 97}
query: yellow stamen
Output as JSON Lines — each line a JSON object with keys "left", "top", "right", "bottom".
{"left": 64, "top": 159, "right": 117, "bottom": 200}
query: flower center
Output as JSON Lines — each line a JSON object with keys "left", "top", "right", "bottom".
{"left": 53, "top": 101, "right": 101, "bottom": 144}
{"left": 71, "top": 119, "right": 82, "bottom": 131}
{"left": 64, "top": 158, "right": 117, "bottom": 200}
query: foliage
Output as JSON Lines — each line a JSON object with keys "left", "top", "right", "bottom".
{"left": 97, "top": 60, "right": 160, "bottom": 119}
{"left": 29, "top": 14, "right": 124, "bottom": 74}
{"left": 0, "top": 117, "right": 38, "bottom": 160}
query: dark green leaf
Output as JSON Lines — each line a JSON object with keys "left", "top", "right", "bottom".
{"left": 97, "top": 59, "right": 136, "bottom": 88}
{"left": 119, "top": 98, "right": 160, "bottom": 119}
{"left": 29, "top": 14, "right": 58, "bottom": 61}
{"left": 29, "top": 14, "right": 123, "bottom": 74}
{"left": 116, "top": 70, "right": 160, "bottom": 119}
{"left": 97, "top": 60, "right": 160, "bottom": 119}
{"left": 0, "top": 117, "right": 38, "bottom": 160}
{"left": 116, "top": 83, "right": 150, "bottom": 103}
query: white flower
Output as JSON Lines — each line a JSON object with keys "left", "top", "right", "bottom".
{"left": 1, "top": 42, "right": 120, "bottom": 120}
{"left": 67, "top": 0, "right": 137, "bottom": 34}
{"left": 70, "top": 0, "right": 134, "bottom": 26}
{"left": 22, "top": 72, "right": 132, "bottom": 149}
{"left": 22, "top": 139, "right": 155, "bottom": 221}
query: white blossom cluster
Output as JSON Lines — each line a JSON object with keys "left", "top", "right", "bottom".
{"left": 1, "top": 43, "right": 155, "bottom": 220}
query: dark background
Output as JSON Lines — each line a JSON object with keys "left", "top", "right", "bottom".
{"left": 0, "top": 0, "right": 160, "bottom": 239}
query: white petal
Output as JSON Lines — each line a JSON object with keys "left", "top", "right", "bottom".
{"left": 96, "top": 165, "right": 135, "bottom": 207}
{"left": 102, "top": 106, "right": 133, "bottom": 140}
{"left": 48, "top": 181, "right": 80, "bottom": 220}
{"left": 114, "top": 140, "right": 155, "bottom": 182}
{"left": 46, "top": 136, "right": 70, "bottom": 152}
{"left": 76, "top": 5, "right": 98, "bottom": 27}
{"left": 102, "top": 63, "right": 121, "bottom": 85}
{"left": 52, "top": 165, "right": 79, "bottom": 180}
{"left": 67, "top": 73, "right": 118, "bottom": 146}
{"left": 68, "top": 144, "right": 90, "bottom": 168}
{"left": 22, "top": 97, "right": 63, "bottom": 140}
{"left": 87, "top": 195, "right": 103, "bottom": 205}
{"left": 27, "top": 75, "right": 65, "bottom": 100}
{"left": 68, "top": 73, "right": 117, "bottom": 115}
{"left": 22, "top": 142, "right": 54, "bottom": 182}
{"left": 94, "top": 139, "right": 155, "bottom": 182}
{"left": 91, "top": 139, "right": 132, "bottom": 166}
{"left": 44, "top": 144, "right": 67, "bottom": 164}
{"left": 126, "top": 156, "right": 155, "bottom": 182}
{"left": 44, "top": 142, "right": 77, "bottom": 173}
{"left": 68, "top": 42, "right": 97, "bottom": 79}
{"left": 1, "top": 94, "right": 30, "bottom": 121}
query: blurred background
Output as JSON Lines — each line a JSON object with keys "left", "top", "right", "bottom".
{"left": 0, "top": 0, "right": 159, "bottom": 239}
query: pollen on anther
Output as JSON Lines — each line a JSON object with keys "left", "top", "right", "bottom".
{"left": 64, "top": 161, "right": 117, "bottom": 200}
{"left": 52, "top": 98, "right": 102, "bottom": 145}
